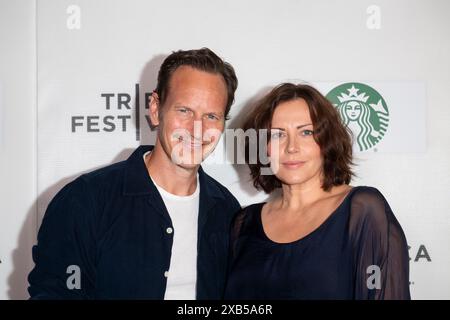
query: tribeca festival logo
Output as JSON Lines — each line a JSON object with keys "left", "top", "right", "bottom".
{"left": 71, "top": 84, "right": 152, "bottom": 141}
{"left": 326, "top": 83, "right": 389, "bottom": 152}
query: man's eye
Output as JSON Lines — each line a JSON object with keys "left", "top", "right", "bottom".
{"left": 177, "top": 108, "right": 192, "bottom": 116}
{"left": 206, "top": 114, "right": 219, "bottom": 120}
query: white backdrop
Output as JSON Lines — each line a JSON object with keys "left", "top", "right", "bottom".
{"left": 1, "top": 0, "right": 449, "bottom": 299}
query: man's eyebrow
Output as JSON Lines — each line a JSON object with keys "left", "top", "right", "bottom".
{"left": 206, "top": 111, "right": 224, "bottom": 117}
{"left": 173, "top": 105, "right": 224, "bottom": 118}
{"left": 174, "top": 104, "right": 191, "bottom": 109}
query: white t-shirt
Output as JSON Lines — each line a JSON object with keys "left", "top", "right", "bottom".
{"left": 143, "top": 151, "right": 199, "bottom": 300}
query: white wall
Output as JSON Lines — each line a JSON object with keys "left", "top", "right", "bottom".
{"left": 0, "top": 0, "right": 37, "bottom": 300}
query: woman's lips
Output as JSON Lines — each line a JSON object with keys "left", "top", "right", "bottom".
{"left": 281, "top": 161, "right": 305, "bottom": 169}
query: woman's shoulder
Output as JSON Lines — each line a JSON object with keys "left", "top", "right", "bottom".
{"left": 349, "top": 185, "right": 389, "bottom": 208}
{"left": 349, "top": 185, "right": 387, "bottom": 200}
{"left": 242, "top": 202, "right": 266, "bottom": 212}
{"left": 347, "top": 185, "right": 393, "bottom": 229}
{"left": 230, "top": 202, "right": 265, "bottom": 237}
{"left": 233, "top": 202, "right": 265, "bottom": 223}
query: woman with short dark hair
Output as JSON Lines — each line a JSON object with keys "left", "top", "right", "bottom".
{"left": 224, "top": 83, "right": 410, "bottom": 299}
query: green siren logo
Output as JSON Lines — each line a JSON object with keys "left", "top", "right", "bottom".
{"left": 326, "top": 83, "right": 389, "bottom": 151}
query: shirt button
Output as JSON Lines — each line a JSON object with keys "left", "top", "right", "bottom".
{"left": 166, "top": 227, "right": 173, "bottom": 234}
{"left": 164, "top": 271, "right": 169, "bottom": 278}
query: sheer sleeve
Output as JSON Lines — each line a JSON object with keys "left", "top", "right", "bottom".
{"left": 348, "top": 187, "right": 411, "bottom": 300}
{"left": 228, "top": 207, "right": 248, "bottom": 262}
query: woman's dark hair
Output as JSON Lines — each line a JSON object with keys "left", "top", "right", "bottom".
{"left": 155, "top": 47, "right": 238, "bottom": 120}
{"left": 243, "top": 83, "right": 354, "bottom": 193}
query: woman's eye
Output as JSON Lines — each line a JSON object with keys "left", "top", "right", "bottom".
{"left": 302, "top": 130, "right": 314, "bottom": 136}
{"left": 271, "top": 131, "right": 284, "bottom": 139}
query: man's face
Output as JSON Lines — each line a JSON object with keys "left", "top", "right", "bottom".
{"left": 150, "top": 66, "right": 228, "bottom": 168}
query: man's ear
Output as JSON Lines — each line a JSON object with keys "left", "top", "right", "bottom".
{"left": 149, "top": 92, "right": 160, "bottom": 128}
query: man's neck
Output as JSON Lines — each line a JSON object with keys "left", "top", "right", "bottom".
{"left": 145, "top": 143, "right": 199, "bottom": 196}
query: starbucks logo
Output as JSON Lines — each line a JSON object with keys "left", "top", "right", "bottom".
{"left": 326, "top": 83, "right": 389, "bottom": 151}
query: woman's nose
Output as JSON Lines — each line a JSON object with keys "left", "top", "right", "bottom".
{"left": 286, "top": 135, "right": 299, "bottom": 154}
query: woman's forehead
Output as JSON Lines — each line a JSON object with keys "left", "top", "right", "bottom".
{"left": 272, "top": 99, "right": 312, "bottom": 125}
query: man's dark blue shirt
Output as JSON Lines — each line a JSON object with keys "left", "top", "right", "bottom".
{"left": 28, "top": 145, "right": 241, "bottom": 299}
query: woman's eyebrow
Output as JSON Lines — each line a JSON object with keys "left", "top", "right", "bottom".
{"left": 271, "top": 124, "right": 312, "bottom": 130}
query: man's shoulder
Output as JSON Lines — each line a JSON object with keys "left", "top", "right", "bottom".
{"left": 79, "top": 160, "right": 127, "bottom": 186}
{"left": 57, "top": 160, "right": 128, "bottom": 203}
{"left": 200, "top": 170, "right": 237, "bottom": 201}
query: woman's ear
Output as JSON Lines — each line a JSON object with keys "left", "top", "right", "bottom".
{"left": 149, "top": 92, "right": 160, "bottom": 128}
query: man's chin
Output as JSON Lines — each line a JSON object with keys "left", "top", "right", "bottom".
{"left": 175, "top": 162, "right": 201, "bottom": 171}
{"left": 170, "top": 151, "right": 206, "bottom": 168}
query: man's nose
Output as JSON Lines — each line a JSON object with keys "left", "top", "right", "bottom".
{"left": 187, "top": 118, "right": 204, "bottom": 140}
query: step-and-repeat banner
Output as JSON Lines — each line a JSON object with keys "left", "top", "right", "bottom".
{"left": 6, "top": 0, "right": 450, "bottom": 299}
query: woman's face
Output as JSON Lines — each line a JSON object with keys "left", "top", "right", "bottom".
{"left": 267, "top": 99, "right": 323, "bottom": 187}
{"left": 345, "top": 101, "right": 362, "bottom": 121}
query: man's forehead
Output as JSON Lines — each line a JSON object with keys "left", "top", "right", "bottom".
{"left": 169, "top": 65, "right": 225, "bottom": 88}
{"left": 164, "top": 67, "right": 227, "bottom": 109}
